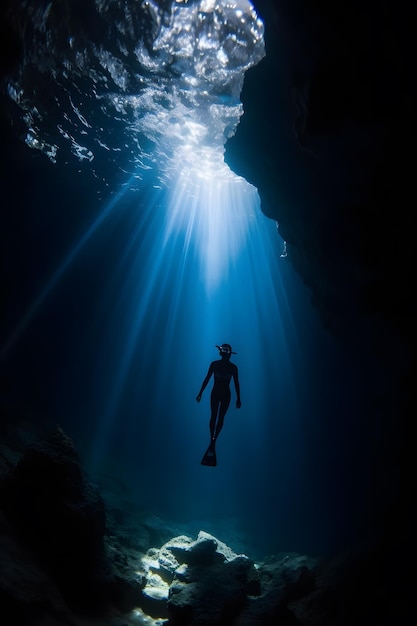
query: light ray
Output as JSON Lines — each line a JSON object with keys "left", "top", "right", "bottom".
{"left": 0, "top": 180, "right": 134, "bottom": 361}
{"left": 163, "top": 147, "right": 256, "bottom": 292}
{"left": 87, "top": 152, "right": 300, "bottom": 494}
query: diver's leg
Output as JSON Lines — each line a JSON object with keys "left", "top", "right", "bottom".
{"left": 209, "top": 394, "right": 220, "bottom": 442}
{"left": 213, "top": 393, "right": 230, "bottom": 440}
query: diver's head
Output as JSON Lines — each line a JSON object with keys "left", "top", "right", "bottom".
{"left": 216, "top": 343, "right": 236, "bottom": 358}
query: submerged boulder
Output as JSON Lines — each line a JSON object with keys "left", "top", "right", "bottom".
{"left": 1, "top": 426, "right": 108, "bottom": 605}
{"left": 2, "top": 426, "right": 105, "bottom": 551}
{"left": 0, "top": 426, "right": 142, "bottom": 612}
{"left": 168, "top": 554, "right": 261, "bottom": 626}
{"left": 0, "top": 425, "right": 319, "bottom": 624}
{"left": 138, "top": 530, "right": 261, "bottom": 625}
{"left": 234, "top": 553, "right": 318, "bottom": 625}
{"left": 135, "top": 531, "right": 319, "bottom": 625}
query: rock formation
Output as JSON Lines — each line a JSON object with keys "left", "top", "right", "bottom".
{"left": 226, "top": 1, "right": 414, "bottom": 599}
{"left": 0, "top": 425, "right": 322, "bottom": 626}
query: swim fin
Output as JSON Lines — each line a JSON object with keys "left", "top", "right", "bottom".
{"left": 201, "top": 442, "right": 217, "bottom": 467}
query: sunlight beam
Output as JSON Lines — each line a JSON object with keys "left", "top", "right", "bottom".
{"left": 163, "top": 147, "right": 258, "bottom": 292}
{"left": 0, "top": 181, "right": 133, "bottom": 361}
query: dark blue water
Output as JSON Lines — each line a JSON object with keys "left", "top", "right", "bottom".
{"left": 0, "top": 0, "right": 386, "bottom": 562}
{"left": 0, "top": 133, "right": 382, "bottom": 560}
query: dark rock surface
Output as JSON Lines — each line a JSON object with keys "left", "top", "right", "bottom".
{"left": 228, "top": 0, "right": 416, "bottom": 350}
{"left": 0, "top": 423, "right": 320, "bottom": 625}
{"left": 165, "top": 532, "right": 261, "bottom": 624}
{"left": 0, "top": 425, "right": 144, "bottom": 617}
{"left": 2, "top": 426, "right": 108, "bottom": 607}
{"left": 226, "top": 3, "right": 414, "bottom": 619}
{"left": 0, "top": 421, "right": 414, "bottom": 625}
{"left": 0, "top": 508, "right": 70, "bottom": 625}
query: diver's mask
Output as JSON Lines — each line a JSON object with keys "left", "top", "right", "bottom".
{"left": 216, "top": 344, "right": 236, "bottom": 355}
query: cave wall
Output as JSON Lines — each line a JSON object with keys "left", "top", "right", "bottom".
{"left": 226, "top": 0, "right": 415, "bottom": 556}
{"left": 227, "top": 0, "right": 415, "bottom": 348}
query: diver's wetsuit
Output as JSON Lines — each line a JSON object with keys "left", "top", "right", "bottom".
{"left": 197, "top": 357, "right": 240, "bottom": 442}
{"left": 210, "top": 361, "right": 233, "bottom": 440}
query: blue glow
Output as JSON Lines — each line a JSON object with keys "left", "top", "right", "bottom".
{"left": 0, "top": 0, "right": 393, "bottom": 562}
{"left": 79, "top": 149, "right": 303, "bottom": 553}
{"left": 0, "top": 143, "right": 302, "bottom": 551}
{"left": 0, "top": 183, "right": 132, "bottom": 361}
{"left": 163, "top": 147, "right": 254, "bottom": 292}
{"left": 0, "top": 0, "right": 314, "bottom": 554}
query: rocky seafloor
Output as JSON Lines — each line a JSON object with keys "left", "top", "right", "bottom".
{"left": 0, "top": 415, "right": 405, "bottom": 626}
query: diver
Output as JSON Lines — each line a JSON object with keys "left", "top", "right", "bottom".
{"left": 196, "top": 344, "right": 241, "bottom": 466}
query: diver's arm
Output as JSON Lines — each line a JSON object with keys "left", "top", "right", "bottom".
{"left": 233, "top": 368, "right": 241, "bottom": 408}
{"left": 196, "top": 363, "right": 214, "bottom": 402}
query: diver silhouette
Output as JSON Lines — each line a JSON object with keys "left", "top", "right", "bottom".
{"left": 196, "top": 344, "right": 241, "bottom": 466}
